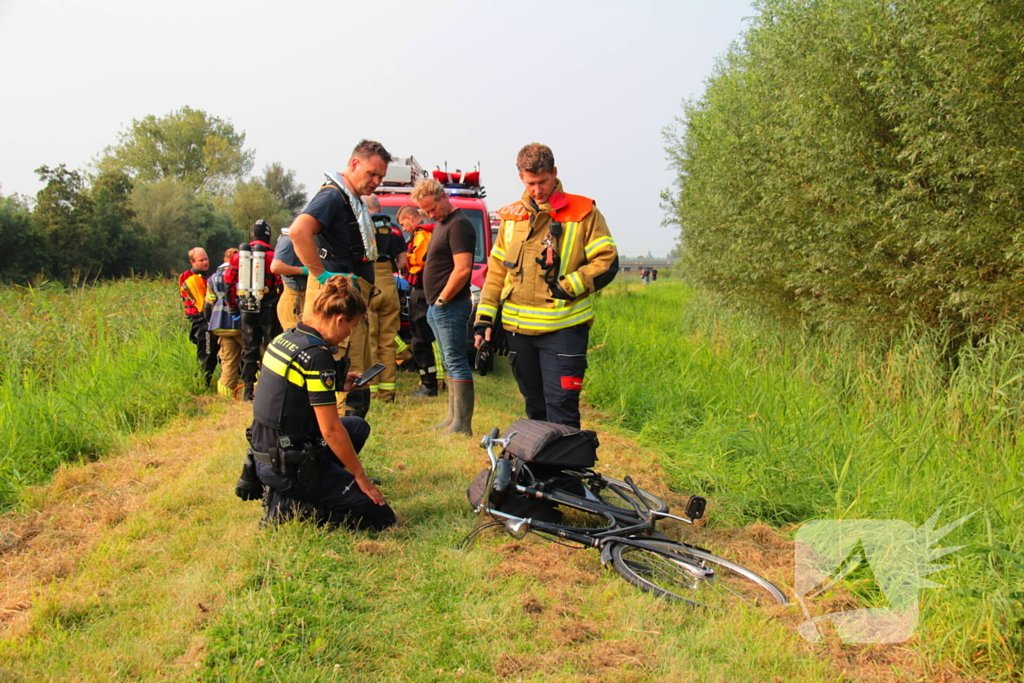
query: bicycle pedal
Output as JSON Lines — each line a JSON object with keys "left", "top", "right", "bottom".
{"left": 685, "top": 495, "right": 707, "bottom": 520}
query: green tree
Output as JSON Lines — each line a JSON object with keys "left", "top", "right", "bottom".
{"left": 261, "top": 162, "right": 307, "bottom": 218}
{"left": 666, "top": 0, "right": 1024, "bottom": 339}
{"left": 0, "top": 194, "right": 48, "bottom": 283}
{"left": 131, "top": 179, "right": 243, "bottom": 275}
{"left": 222, "top": 179, "right": 291, "bottom": 236}
{"left": 33, "top": 164, "right": 105, "bottom": 279}
{"left": 99, "top": 106, "right": 255, "bottom": 195}
{"left": 90, "top": 170, "right": 156, "bottom": 276}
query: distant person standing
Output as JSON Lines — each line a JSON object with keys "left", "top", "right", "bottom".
{"left": 652, "top": 268, "right": 658, "bottom": 282}
{"left": 288, "top": 139, "right": 392, "bottom": 418}
{"left": 271, "top": 227, "right": 308, "bottom": 330}
{"left": 412, "top": 178, "right": 476, "bottom": 435}
{"left": 205, "top": 248, "right": 243, "bottom": 398}
{"left": 474, "top": 143, "right": 618, "bottom": 429}
{"left": 365, "top": 195, "right": 407, "bottom": 403}
{"left": 226, "top": 220, "right": 283, "bottom": 401}
{"left": 179, "top": 247, "right": 219, "bottom": 386}
{"left": 398, "top": 205, "right": 439, "bottom": 397}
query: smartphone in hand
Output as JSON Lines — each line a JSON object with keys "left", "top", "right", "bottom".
{"left": 353, "top": 363, "right": 387, "bottom": 387}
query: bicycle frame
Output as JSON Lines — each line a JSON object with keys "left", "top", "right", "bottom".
{"left": 469, "top": 430, "right": 714, "bottom": 580}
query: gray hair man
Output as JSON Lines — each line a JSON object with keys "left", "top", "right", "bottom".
{"left": 411, "top": 178, "right": 476, "bottom": 435}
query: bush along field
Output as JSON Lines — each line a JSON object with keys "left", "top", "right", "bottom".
{"left": 0, "top": 279, "right": 206, "bottom": 508}
{"left": 585, "top": 280, "right": 1024, "bottom": 679}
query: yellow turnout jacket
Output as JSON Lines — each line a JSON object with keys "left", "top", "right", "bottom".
{"left": 477, "top": 180, "right": 618, "bottom": 335}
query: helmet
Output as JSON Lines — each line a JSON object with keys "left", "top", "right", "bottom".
{"left": 252, "top": 219, "right": 272, "bottom": 243}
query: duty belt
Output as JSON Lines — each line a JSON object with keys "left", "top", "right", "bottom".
{"left": 250, "top": 447, "right": 307, "bottom": 469}
{"left": 250, "top": 438, "right": 323, "bottom": 489}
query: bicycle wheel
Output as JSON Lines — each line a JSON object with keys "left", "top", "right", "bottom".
{"left": 607, "top": 539, "right": 787, "bottom": 608}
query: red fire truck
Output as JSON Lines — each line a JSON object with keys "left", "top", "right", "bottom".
{"left": 375, "top": 156, "right": 493, "bottom": 289}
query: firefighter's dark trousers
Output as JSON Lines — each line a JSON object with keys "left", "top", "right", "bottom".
{"left": 507, "top": 324, "right": 590, "bottom": 429}
{"left": 189, "top": 314, "right": 220, "bottom": 386}
{"left": 409, "top": 286, "right": 438, "bottom": 385}
{"left": 241, "top": 299, "right": 282, "bottom": 385}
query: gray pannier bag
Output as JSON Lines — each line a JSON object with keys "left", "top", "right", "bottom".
{"left": 501, "top": 419, "right": 599, "bottom": 469}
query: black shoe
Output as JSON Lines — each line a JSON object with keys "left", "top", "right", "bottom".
{"left": 260, "top": 488, "right": 287, "bottom": 528}
{"left": 411, "top": 383, "right": 438, "bottom": 398}
{"left": 242, "top": 384, "right": 255, "bottom": 401}
{"left": 260, "top": 488, "right": 321, "bottom": 527}
{"left": 235, "top": 451, "right": 263, "bottom": 501}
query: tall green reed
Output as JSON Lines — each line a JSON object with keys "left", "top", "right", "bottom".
{"left": 586, "top": 281, "right": 1023, "bottom": 678}
{"left": 0, "top": 279, "right": 204, "bottom": 507}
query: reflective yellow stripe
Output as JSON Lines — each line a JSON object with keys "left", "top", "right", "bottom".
{"left": 262, "top": 347, "right": 305, "bottom": 387}
{"left": 477, "top": 303, "right": 498, "bottom": 318}
{"left": 307, "top": 378, "right": 331, "bottom": 392}
{"left": 503, "top": 299, "right": 592, "bottom": 318}
{"left": 567, "top": 272, "right": 584, "bottom": 296}
{"left": 379, "top": 383, "right": 396, "bottom": 390}
{"left": 491, "top": 245, "right": 506, "bottom": 261}
{"left": 503, "top": 220, "right": 516, "bottom": 244}
{"left": 369, "top": 386, "right": 378, "bottom": 393}
{"left": 584, "top": 236, "right": 615, "bottom": 258}
{"left": 502, "top": 299, "right": 594, "bottom": 331}
{"left": 558, "top": 222, "right": 579, "bottom": 277}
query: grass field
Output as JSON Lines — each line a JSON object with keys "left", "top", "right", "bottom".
{"left": 0, "top": 277, "right": 1016, "bottom": 681}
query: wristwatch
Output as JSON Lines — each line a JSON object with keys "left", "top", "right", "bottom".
{"left": 435, "top": 297, "right": 447, "bottom": 306}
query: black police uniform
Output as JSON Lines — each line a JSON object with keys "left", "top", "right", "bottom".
{"left": 250, "top": 323, "right": 395, "bottom": 531}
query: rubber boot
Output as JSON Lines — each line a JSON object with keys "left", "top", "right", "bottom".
{"left": 433, "top": 384, "right": 455, "bottom": 430}
{"left": 242, "top": 383, "right": 255, "bottom": 401}
{"left": 444, "top": 380, "right": 474, "bottom": 436}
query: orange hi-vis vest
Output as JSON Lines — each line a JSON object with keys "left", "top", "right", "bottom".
{"left": 406, "top": 223, "right": 435, "bottom": 283}
{"left": 179, "top": 269, "right": 208, "bottom": 317}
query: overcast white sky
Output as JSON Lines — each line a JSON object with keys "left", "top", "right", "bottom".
{"left": 0, "top": 0, "right": 753, "bottom": 257}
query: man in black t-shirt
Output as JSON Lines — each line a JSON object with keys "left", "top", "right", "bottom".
{"left": 288, "top": 139, "right": 393, "bottom": 418}
{"left": 412, "top": 177, "right": 476, "bottom": 436}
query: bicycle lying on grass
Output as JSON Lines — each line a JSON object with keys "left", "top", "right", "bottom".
{"left": 463, "top": 421, "right": 788, "bottom": 609}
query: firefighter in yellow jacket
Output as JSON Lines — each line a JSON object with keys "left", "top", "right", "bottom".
{"left": 474, "top": 143, "right": 618, "bottom": 428}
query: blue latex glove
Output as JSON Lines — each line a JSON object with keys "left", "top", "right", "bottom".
{"left": 315, "top": 271, "right": 358, "bottom": 285}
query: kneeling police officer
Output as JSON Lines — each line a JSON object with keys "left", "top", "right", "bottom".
{"left": 246, "top": 274, "right": 395, "bottom": 531}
